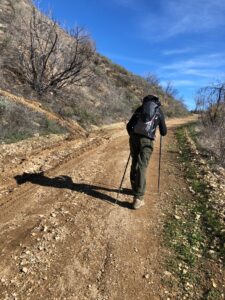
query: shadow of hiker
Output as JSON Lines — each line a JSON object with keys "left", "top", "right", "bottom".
{"left": 14, "top": 173, "right": 133, "bottom": 209}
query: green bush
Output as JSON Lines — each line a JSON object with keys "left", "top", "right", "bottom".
{"left": 43, "top": 119, "right": 66, "bottom": 135}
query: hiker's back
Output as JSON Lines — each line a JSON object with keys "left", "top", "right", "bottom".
{"left": 133, "top": 99, "right": 159, "bottom": 139}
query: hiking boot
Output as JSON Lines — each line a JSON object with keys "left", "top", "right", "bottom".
{"left": 133, "top": 197, "right": 145, "bottom": 209}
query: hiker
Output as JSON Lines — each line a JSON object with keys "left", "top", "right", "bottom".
{"left": 126, "top": 94, "right": 167, "bottom": 209}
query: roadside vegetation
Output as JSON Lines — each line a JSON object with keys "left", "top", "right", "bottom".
{"left": 0, "top": 95, "right": 67, "bottom": 144}
{"left": 163, "top": 123, "right": 225, "bottom": 300}
{"left": 195, "top": 82, "right": 225, "bottom": 166}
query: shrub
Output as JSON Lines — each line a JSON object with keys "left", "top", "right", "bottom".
{"left": 0, "top": 96, "right": 66, "bottom": 143}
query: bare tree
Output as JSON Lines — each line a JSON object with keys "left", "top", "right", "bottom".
{"left": 195, "top": 81, "right": 225, "bottom": 164}
{"left": 6, "top": 7, "right": 95, "bottom": 96}
{"left": 145, "top": 73, "right": 160, "bottom": 87}
{"left": 164, "top": 81, "right": 178, "bottom": 98}
{"left": 196, "top": 82, "right": 225, "bottom": 125}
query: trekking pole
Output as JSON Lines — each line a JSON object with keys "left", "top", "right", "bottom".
{"left": 158, "top": 135, "right": 162, "bottom": 193}
{"left": 115, "top": 153, "right": 131, "bottom": 204}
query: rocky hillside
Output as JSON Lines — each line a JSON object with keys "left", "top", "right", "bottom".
{"left": 0, "top": 0, "right": 188, "bottom": 142}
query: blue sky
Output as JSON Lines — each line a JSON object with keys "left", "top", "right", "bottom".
{"left": 39, "top": 0, "right": 225, "bottom": 109}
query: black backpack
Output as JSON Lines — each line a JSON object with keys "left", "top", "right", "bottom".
{"left": 134, "top": 100, "right": 160, "bottom": 139}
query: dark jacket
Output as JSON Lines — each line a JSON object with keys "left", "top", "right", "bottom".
{"left": 126, "top": 105, "right": 167, "bottom": 139}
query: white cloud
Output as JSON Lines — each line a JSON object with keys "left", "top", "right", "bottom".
{"left": 157, "top": 52, "right": 225, "bottom": 95}
{"left": 182, "top": 69, "right": 220, "bottom": 78}
{"left": 161, "top": 53, "right": 225, "bottom": 73}
{"left": 140, "top": 0, "right": 225, "bottom": 40}
{"left": 162, "top": 48, "right": 194, "bottom": 56}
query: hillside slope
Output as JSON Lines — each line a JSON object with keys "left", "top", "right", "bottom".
{"left": 0, "top": 89, "right": 86, "bottom": 142}
{"left": 0, "top": 0, "right": 188, "bottom": 139}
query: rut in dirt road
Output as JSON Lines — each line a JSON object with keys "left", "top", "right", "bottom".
{"left": 0, "top": 117, "right": 196, "bottom": 300}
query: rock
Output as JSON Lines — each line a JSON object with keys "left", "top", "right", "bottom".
{"left": 54, "top": 235, "right": 60, "bottom": 241}
{"left": 188, "top": 186, "right": 195, "bottom": 194}
{"left": 185, "top": 282, "right": 193, "bottom": 289}
{"left": 195, "top": 214, "right": 201, "bottom": 221}
{"left": 144, "top": 273, "right": 150, "bottom": 279}
{"left": 21, "top": 267, "right": 28, "bottom": 273}
{"left": 211, "top": 279, "right": 217, "bottom": 288}
{"left": 42, "top": 225, "right": 48, "bottom": 232}
{"left": 210, "top": 182, "right": 217, "bottom": 189}
{"left": 164, "top": 271, "right": 172, "bottom": 277}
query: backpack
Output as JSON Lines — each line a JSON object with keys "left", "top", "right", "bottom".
{"left": 133, "top": 100, "right": 159, "bottom": 139}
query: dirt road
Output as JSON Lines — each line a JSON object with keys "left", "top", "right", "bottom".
{"left": 0, "top": 116, "right": 197, "bottom": 300}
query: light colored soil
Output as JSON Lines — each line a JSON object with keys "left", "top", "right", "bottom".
{"left": 0, "top": 89, "right": 86, "bottom": 135}
{"left": 0, "top": 116, "right": 197, "bottom": 300}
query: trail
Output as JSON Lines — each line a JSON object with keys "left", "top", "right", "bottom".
{"left": 0, "top": 116, "right": 197, "bottom": 300}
